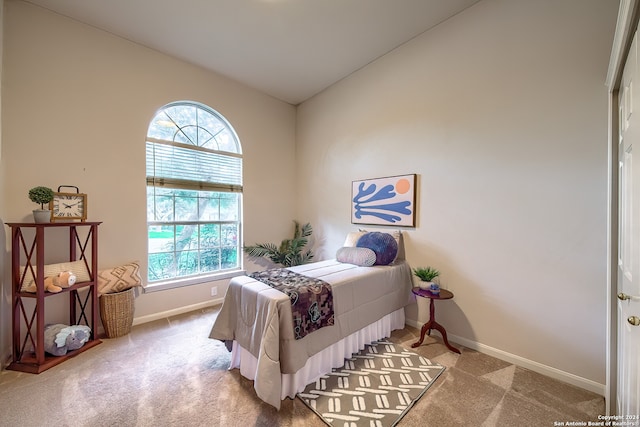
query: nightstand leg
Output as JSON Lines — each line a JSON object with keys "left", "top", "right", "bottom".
{"left": 429, "top": 320, "right": 461, "bottom": 354}
{"left": 411, "top": 297, "right": 461, "bottom": 354}
{"left": 411, "top": 319, "right": 433, "bottom": 348}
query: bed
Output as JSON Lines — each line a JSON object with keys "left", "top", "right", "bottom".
{"left": 209, "top": 231, "right": 413, "bottom": 409}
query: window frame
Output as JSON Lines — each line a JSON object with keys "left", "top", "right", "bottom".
{"left": 145, "top": 101, "right": 245, "bottom": 291}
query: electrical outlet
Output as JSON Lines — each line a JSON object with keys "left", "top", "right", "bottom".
{"left": 211, "top": 287, "right": 218, "bottom": 297}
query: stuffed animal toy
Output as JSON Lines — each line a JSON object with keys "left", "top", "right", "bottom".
{"left": 45, "top": 271, "right": 76, "bottom": 292}
{"left": 23, "top": 271, "right": 76, "bottom": 293}
{"left": 43, "top": 324, "right": 91, "bottom": 356}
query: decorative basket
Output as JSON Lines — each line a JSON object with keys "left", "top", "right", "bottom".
{"left": 99, "top": 287, "right": 135, "bottom": 338}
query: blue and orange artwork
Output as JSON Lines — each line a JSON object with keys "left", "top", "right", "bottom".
{"left": 352, "top": 174, "right": 416, "bottom": 226}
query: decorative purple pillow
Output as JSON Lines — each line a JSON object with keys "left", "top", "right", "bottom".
{"left": 356, "top": 232, "right": 398, "bottom": 265}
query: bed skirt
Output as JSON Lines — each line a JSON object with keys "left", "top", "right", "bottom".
{"left": 230, "top": 308, "right": 406, "bottom": 401}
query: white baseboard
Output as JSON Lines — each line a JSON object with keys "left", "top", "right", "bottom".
{"left": 405, "top": 319, "right": 605, "bottom": 396}
{"left": 1, "top": 351, "right": 12, "bottom": 370}
{"left": 132, "top": 298, "right": 224, "bottom": 326}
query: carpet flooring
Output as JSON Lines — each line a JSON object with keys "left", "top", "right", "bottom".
{"left": 0, "top": 306, "right": 604, "bottom": 426}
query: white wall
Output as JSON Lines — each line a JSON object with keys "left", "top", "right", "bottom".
{"left": 296, "top": 0, "right": 617, "bottom": 388}
{"left": 0, "top": 0, "right": 7, "bottom": 365}
{"left": 1, "top": 0, "right": 297, "bottom": 358}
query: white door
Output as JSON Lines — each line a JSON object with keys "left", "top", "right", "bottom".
{"left": 618, "top": 30, "right": 640, "bottom": 416}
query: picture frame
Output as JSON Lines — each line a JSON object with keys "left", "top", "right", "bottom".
{"left": 351, "top": 174, "right": 416, "bottom": 227}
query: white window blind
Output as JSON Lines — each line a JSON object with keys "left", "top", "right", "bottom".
{"left": 146, "top": 138, "right": 243, "bottom": 192}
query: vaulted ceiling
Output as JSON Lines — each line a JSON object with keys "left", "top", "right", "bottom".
{"left": 24, "top": 0, "right": 481, "bottom": 105}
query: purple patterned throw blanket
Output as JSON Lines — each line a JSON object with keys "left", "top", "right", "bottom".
{"left": 249, "top": 268, "right": 334, "bottom": 340}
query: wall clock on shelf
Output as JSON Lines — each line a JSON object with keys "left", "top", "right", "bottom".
{"left": 50, "top": 185, "right": 87, "bottom": 222}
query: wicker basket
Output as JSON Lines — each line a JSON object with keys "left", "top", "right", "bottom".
{"left": 99, "top": 287, "right": 135, "bottom": 338}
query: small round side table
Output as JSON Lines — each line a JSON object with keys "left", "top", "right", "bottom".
{"left": 411, "top": 287, "right": 461, "bottom": 354}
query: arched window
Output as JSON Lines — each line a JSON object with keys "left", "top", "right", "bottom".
{"left": 146, "top": 101, "right": 242, "bottom": 286}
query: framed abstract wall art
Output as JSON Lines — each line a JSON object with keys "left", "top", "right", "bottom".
{"left": 351, "top": 174, "right": 416, "bottom": 227}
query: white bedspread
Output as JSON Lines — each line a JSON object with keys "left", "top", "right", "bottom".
{"left": 209, "top": 259, "right": 413, "bottom": 409}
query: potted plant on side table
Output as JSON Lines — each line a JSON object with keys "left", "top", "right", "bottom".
{"left": 412, "top": 266, "right": 441, "bottom": 294}
{"left": 28, "top": 186, "right": 54, "bottom": 223}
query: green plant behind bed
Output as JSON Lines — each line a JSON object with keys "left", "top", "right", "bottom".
{"left": 243, "top": 221, "right": 314, "bottom": 267}
{"left": 412, "top": 266, "right": 440, "bottom": 282}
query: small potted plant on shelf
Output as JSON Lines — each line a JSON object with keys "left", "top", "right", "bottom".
{"left": 28, "top": 186, "right": 54, "bottom": 223}
{"left": 412, "top": 266, "right": 441, "bottom": 294}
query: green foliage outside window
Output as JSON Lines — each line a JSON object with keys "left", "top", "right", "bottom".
{"left": 147, "top": 188, "right": 240, "bottom": 281}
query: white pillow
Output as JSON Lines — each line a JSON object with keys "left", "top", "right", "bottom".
{"left": 391, "top": 230, "right": 406, "bottom": 261}
{"left": 343, "top": 231, "right": 367, "bottom": 247}
{"left": 336, "top": 247, "right": 377, "bottom": 267}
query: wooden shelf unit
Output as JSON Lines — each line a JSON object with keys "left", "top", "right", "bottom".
{"left": 5, "top": 221, "right": 102, "bottom": 373}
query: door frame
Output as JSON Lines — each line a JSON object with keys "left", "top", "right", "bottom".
{"left": 606, "top": 0, "right": 640, "bottom": 415}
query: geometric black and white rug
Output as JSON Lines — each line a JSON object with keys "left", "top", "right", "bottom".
{"left": 297, "top": 340, "right": 445, "bottom": 427}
